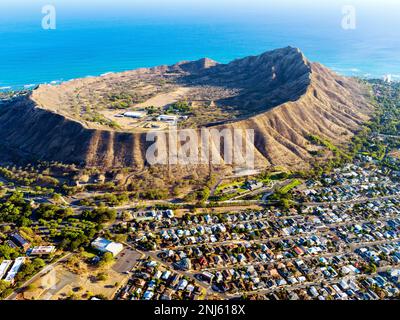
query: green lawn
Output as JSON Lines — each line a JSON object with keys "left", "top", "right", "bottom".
{"left": 278, "top": 179, "right": 302, "bottom": 194}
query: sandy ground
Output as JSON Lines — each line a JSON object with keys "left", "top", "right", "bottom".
{"left": 98, "top": 87, "right": 191, "bottom": 131}
{"left": 134, "top": 87, "right": 191, "bottom": 109}
{"left": 22, "top": 265, "right": 127, "bottom": 300}
{"left": 389, "top": 149, "right": 400, "bottom": 159}
{"left": 22, "top": 249, "right": 141, "bottom": 300}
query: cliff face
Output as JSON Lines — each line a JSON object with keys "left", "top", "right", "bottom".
{"left": 0, "top": 47, "right": 373, "bottom": 171}
{"left": 0, "top": 98, "right": 149, "bottom": 168}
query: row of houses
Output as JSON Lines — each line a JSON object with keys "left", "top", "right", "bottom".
{"left": 118, "top": 260, "right": 202, "bottom": 301}
{"left": 298, "top": 160, "right": 400, "bottom": 203}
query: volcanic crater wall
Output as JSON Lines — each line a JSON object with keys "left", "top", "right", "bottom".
{"left": 0, "top": 48, "right": 373, "bottom": 171}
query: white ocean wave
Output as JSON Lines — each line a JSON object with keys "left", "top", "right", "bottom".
{"left": 100, "top": 72, "right": 114, "bottom": 76}
{"left": 330, "top": 67, "right": 361, "bottom": 73}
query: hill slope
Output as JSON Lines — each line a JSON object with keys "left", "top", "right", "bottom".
{"left": 0, "top": 47, "right": 373, "bottom": 172}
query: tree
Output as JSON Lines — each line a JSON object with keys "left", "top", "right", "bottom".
{"left": 0, "top": 244, "right": 20, "bottom": 260}
{"left": 81, "top": 206, "right": 117, "bottom": 223}
{"left": 102, "top": 252, "right": 114, "bottom": 264}
{"left": 96, "top": 272, "right": 108, "bottom": 281}
{"left": 32, "top": 258, "right": 46, "bottom": 269}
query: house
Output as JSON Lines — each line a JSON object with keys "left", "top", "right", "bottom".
{"left": 294, "top": 246, "right": 305, "bottom": 256}
{"left": 160, "top": 289, "right": 173, "bottom": 300}
{"left": 91, "top": 237, "right": 124, "bottom": 257}
{"left": 135, "top": 279, "right": 146, "bottom": 288}
{"left": 246, "top": 180, "right": 263, "bottom": 191}
{"left": 143, "top": 290, "right": 154, "bottom": 300}
{"left": 200, "top": 272, "right": 214, "bottom": 283}
{"left": 161, "top": 270, "right": 171, "bottom": 281}
{"left": 177, "top": 279, "right": 188, "bottom": 291}
{"left": 165, "top": 210, "right": 174, "bottom": 218}
{"left": 199, "top": 257, "right": 208, "bottom": 267}
{"left": 9, "top": 233, "right": 31, "bottom": 252}
{"left": 174, "top": 258, "right": 192, "bottom": 271}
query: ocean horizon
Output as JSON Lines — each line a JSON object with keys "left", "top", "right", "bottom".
{"left": 1, "top": 0, "right": 400, "bottom": 90}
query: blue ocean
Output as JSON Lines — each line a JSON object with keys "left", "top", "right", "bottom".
{"left": 1, "top": 0, "right": 400, "bottom": 90}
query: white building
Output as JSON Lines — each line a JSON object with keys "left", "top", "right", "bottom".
{"left": 30, "top": 246, "right": 56, "bottom": 256}
{"left": 123, "top": 111, "right": 146, "bottom": 119}
{"left": 384, "top": 74, "right": 392, "bottom": 83}
{"left": 0, "top": 260, "right": 12, "bottom": 280}
{"left": 91, "top": 237, "right": 124, "bottom": 257}
{"left": 157, "top": 114, "right": 177, "bottom": 125}
{"left": 4, "top": 257, "right": 26, "bottom": 284}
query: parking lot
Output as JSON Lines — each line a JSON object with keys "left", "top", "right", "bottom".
{"left": 113, "top": 248, "right": 143, "bottom": 274}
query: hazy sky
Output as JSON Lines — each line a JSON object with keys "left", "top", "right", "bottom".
{"left": 1, "top": 0, "right": 399, "bottom": 15}
{"left": 0, "top": 0, "right": 398, "bottom": 27}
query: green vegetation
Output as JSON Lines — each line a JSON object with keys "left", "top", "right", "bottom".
{"left": 0, "top": 243, "right": 21, "bottom": 260}
{"left": 145, "top": 106, "right": 161, "bottom": 115}
{"left": 278, "top": 179, "right": 302, "bottom": 195}
{"left": 83, "top": 112, "right": 121, "bottom": 129}
{"left": 81, "top": 206, "right": 117, "bottom": 224}
{"left": 35, "top": 204, "right": 74, "bottom": 220}
{"left": 0, "top": 166, "right": 59, "bottom": 188}
{"left": 99, "top": 252, "right": 114, "bottom": 266}
{"left": 368, "top": 80, "right": 400, "bottom": 136}
{"left": 58, "top": 219, "right": 98, "bottom": 250}
{"left": 0, "top": 192, "right": 32, "bottom": 226}
{"left": 307, "top": 134, "right": 338, "bottom": 153}
{"left": 184, "top": 186, "right": 211, "bottom": 203}
{"left": 96, "top": 272, "right": 109, "bottom": 281}
{"left": 79, "top": 192, "right": 130, "bottom": 207}
{"left": 166, "top": 101, "right": 191, "bottom": 114}
{"left": 0, "top": 280, "right": 12, "bottom": 299}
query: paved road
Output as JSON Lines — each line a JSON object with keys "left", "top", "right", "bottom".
{"left": 378, "top": 134, "right": 400, "bottom": 139}
{"left": 301, "top": 194, "right": 400, "bottom": 207}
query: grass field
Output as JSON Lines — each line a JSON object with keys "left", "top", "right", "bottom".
{"left": 278, "top": 179, "right": 302, "bottom": 194}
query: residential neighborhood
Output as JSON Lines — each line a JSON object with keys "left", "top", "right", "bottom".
{"left": 0, "top": 80, "right": 400, "bottom": 301}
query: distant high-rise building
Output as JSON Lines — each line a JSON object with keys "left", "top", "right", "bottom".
{"left": 384, "top": 74, "right": 392, "bottom": 83}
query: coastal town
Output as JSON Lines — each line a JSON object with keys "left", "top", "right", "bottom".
{"left": 0, "top": 80, "right": 400, "bottom": 301}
